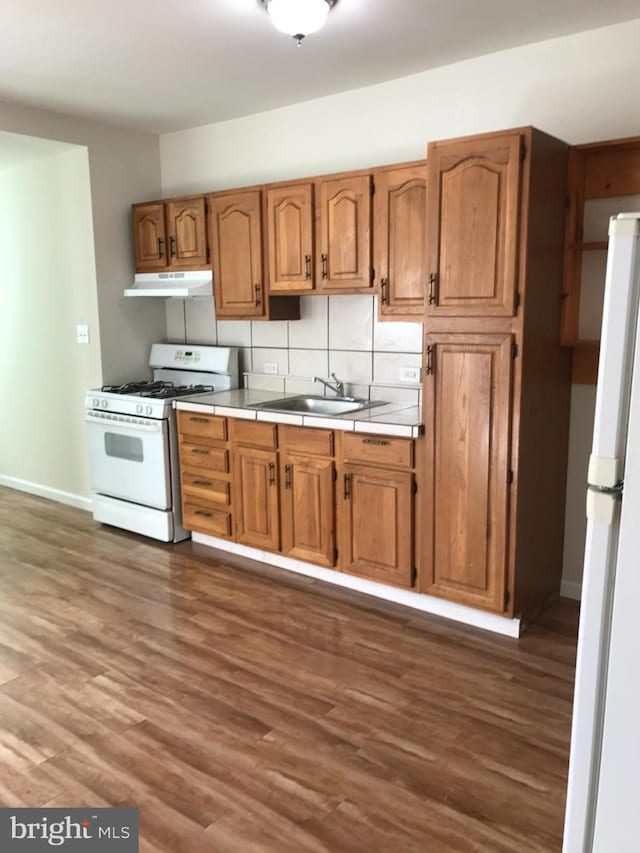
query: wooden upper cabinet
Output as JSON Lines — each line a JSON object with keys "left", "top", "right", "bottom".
{"left": 132, "top": 203, "right": 167, "bottom": 270}
{"left": 340, "top": 464, "right": 414, "bottom": 588}
{"left": 280, "top": 454, "right": 335, "bottom": 567}
{"left": 422, "top": 333, "right": 513, "bottom": 612}
{"left": 267, "top": 183, "right": 314, "bottom": 292}
{"left": 233, "top": 446, "right": 279, "bottom": 551}
{"left": 317, "top": 173, "right": 373, "bottom": 290}
{"left": 166, "top": 197, "right": 208, "bottom": 269}
{"left": 426, "top": 131, "right": 523, "bottom": 317}
{"left": 375, "top": 163, "right": 427, "bottom": 318}
{"left": 209, "top": 190, "right": 265, "bottom": 318}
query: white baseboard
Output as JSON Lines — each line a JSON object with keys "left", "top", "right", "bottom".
{"left": 561, "top": 579, "right": 582, "bottom": 601}
{"left": 0, "top": 475, "right": 92, "bottom": 512}
{"left": 192, "top": 533, "right": 522, "bottom": 638}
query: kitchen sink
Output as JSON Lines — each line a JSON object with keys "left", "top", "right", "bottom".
{"left": 253, "top": 395, "right": 387, "bottom": 416}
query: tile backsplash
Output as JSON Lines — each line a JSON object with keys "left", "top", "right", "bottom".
{"left": 166, "top": 294, "right": 423, "bottom": 403}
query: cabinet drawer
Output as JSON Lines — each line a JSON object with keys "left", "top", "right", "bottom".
{"left": 182, "top": 499, "right": 232, "bottom": 538}
{"left": 279, "top": 425, "right": 334, "bottom": 457}
{"left": 231, "top": 419, "right": 277, "bottom": 449}
{"left": 181, "top": 470, "right": 231, "bottom": 506}
{"left": 180, "top": 444, "right": 229, "bottom": 473}
{"left": 178, "top": 411, "right": 227, "bottom": 442}
{"left": 342, "top": 433, "right": 414, "bottom": 469}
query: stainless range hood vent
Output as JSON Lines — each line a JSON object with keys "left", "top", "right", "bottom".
{"left": 124, "top": 271, "right": 213, "bottom": 298}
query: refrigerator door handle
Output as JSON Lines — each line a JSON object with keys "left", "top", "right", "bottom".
{"left": 587, "top": 488, "right": 623, "bottom": 525}
{"left": 588, "top": 455, "right": 623, "bottom": 489}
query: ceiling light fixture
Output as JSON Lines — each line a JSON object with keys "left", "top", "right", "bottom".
{"left": 262, "top": 0, "right": 337, "bottom": 47}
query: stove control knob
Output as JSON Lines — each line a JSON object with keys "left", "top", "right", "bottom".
{"left": 92, "top": 398, "right": 99, "bottom": 408}
{"left": 101, "top": 399, "right": 108, "bottom": 409}
{"left": 135, "top": 404, "right": 143, "bottom": 414}
{"left": 145, "top": 405, "right": 153, "bottom": 416}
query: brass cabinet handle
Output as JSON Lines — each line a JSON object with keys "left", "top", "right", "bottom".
{"left": 380, "top": 277, "right": 388, "bottom": 305}
{"left": 194, "top": 509, "right": 212, "bottom": 518}
{"left": 304, "top": 255, "right": 311, "bottom": 280}
{"left": 268, "top": 462, "right": 275, "bottom": 485}
{"left": 189, "top": 417, "right": 209, "bottom": 423}
{"left": 192, "top": 479, "right": 212, "bottom": 487}
{"left": 343, "top": 473, "right": 351, "bottom": 500}
{"left": 158, "top": 237, "right": 165, "bottom": 257}
{"left": 284, "top": 464, "right": 292, "bottom": 489}
{"left": 170, "top": 235, "right": 176, "bottom": 257}
{"left": 191, "top": 448, "right": 209, "bottom": 455}
{"left": 426, "top": 345, "right": 434, "bottom": 376}
{"left": 362, "top": 438, "right": 390, "bottom": 446}
{"left": 428, "top": 272, "right": 438, "bottom": 305}
{"left": 321, "top": 254, "right": 328, "bottom": 279}
{"left": 254, "top": 284, "right": 262, "bottom": 306}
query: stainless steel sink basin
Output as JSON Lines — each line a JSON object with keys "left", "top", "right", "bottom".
{"left": 253, "top": 395, "right": 386, "bottom": 416}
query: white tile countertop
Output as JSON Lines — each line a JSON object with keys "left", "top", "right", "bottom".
{"left": 174, "top": 389, "right": 424, "bottom": 438}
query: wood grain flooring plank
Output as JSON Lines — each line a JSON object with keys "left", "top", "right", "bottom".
{"left": 0, "top": 486, "right": 579, "bottom": 852}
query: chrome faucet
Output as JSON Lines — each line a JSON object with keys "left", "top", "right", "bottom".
{"left": 313, "top": 373, "right": 345, "bottom": 397}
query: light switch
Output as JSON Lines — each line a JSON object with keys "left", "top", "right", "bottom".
{"left": 76, "top": 324, "right": 90, "bottom": 344}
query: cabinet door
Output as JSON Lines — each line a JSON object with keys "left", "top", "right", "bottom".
{"left": 375, "top": 164, "right": 427, "bottom": 318}
{"left": 426, "top": 132, "right": 523, "bottom": 317}
{"left": 132, "top": 203, "right": 167, "bottom": 271}
{"left": 422, "top": 333, "right": 513, "bottom": 612}
{"left": 267, "top": 184, "right": 314, "bottom": 292}
{"left": 341, "top": 464, "right": 414, "bottom": 588}
{"left": 233, "top": 447, "right": 279, "bottom": 550}
{"left": 209, "top": 190, "right": 265, "bottom": 317}
{"left": 317, "top": 174, "right": 372, "bottom": 290}
{"left": 280, "top": 454, "right": 335, "bottom": 567}
{"left": 166, "top": 197, "right": 208, "bottom": 268}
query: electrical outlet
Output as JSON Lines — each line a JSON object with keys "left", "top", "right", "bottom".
{"left": 399, "top": 367, "right": 421, "bottom": 384}
{"left": 263, "top": 362, "right": 279, "bottom": 375}
{"left": 76, "top": 324, "right": 90, "bottom": 344}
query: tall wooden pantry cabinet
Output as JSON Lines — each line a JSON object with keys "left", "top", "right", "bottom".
{"left": 421, "top": 127, "right": 573, "bottom": 622}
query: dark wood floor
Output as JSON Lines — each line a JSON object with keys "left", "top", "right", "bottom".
{"left": 0, "top": 487, "right": 579, "bottom": 852}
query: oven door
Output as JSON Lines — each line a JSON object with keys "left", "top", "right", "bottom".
{"left": 85, "top": 410, "right": 171, "bottom": 510}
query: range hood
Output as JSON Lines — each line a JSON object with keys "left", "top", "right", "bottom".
{"left": 124, "top": 271, "right": 212, "bottom": 298}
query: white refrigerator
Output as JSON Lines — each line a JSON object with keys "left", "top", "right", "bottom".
{"left": 563, "top": 213, "right": 640, "bottom": 852}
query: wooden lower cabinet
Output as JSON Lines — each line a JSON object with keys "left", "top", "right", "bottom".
{"left": 340, "top": 463, "right": 414, "bottom": 588}
{"left": 280, "top": 454, "right": 336, "bottom": 567}
{"left": 422, "top": 333, "right": 513, "bottom": 612}
{"left": 233, "top": 447, "right": 280, "bottom": 551}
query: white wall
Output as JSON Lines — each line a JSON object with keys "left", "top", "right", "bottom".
{"left": 160, "top": 18, "right": 640, "bottom": 194}
{"left": 0, "top": 99, "right": 165, "bottom": 384}
{"left": 159, "top": 18, "right": 640, "bottom": 596}
{"left": 0, "top": 147, "right": 101, "bottom": 502}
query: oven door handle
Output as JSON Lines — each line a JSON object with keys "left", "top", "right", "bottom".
{"left": 85, "top": 411, "right": 164, "bottom": 433}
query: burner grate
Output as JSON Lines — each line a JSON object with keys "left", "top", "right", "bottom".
{"left": 101, "top": 381, "right": 215, "bottom": 399}
{"left": 101, "top": 380, "right": 174, "bottom": 395}
{"left": 141, "top": 384, "right": 215, "bottom": 399}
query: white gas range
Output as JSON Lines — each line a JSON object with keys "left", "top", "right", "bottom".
{"left": 85, "top": 343, "right": 238, "bottom": 542}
